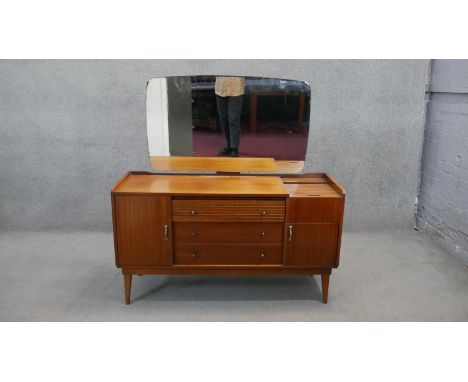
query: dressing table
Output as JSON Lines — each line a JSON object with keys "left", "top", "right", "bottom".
{"left": 111, "top": 76, "right": 345, "bottom": 304}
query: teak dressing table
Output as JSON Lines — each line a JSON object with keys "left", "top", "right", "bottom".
{"left": 111, "top": 159, "right": 345, "bottom": 304}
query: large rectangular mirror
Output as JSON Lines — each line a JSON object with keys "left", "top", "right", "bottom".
{"left": 147, "top": 75, "right": 310, "bottom": 172}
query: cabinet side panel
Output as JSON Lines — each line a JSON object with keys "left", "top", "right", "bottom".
{"left": 334, "top": 194, "right": 345, "bottom": 267}
{"left": 112, "top": 194, "right": 120, "bottom": 267}
{"left": 114, "top": 195, "right": 172, "bottom": 267}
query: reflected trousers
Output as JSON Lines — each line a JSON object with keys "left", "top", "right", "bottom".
{"left": 216, "top": 94, "right": 243, "bottom": 149}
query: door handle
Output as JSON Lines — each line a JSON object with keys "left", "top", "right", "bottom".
{"left": 164, "top": 224, "right": 168, "bottom": 241}
{"left": 288, "top": 225, "right": 293, "bottom": 242}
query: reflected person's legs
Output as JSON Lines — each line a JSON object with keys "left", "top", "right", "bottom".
{"left": 216, "top": 95, "right": 231, "bottom": 154}
{"left": 227, "top": 95, "right": 243, "bottom": 154}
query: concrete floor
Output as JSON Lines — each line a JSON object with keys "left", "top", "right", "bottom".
{"left": 0, "top": 229, "right": 467, "bottom": 321}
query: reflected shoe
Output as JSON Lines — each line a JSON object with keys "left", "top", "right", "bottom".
{"left": 217, "top": 147, "right": 231, "bottom": 156}
{"left": 230, "top": 148, "right": 239, "bottom": 157}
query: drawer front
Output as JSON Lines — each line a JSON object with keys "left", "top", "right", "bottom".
{"left": 172, "top": 199, "right": 285, "bottom": 222}
{"left": 174, "top": 245, "right": 283, "bottom": 265}
{"left": 173, "top": 223, "right": 283, "bottom": 244}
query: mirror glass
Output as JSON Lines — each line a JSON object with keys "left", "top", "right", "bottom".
{"left": 146, "top": 75, "right": 310, "bottom": 167}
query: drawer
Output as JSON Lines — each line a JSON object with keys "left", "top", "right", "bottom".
{"left": 173, "top": 223, "right": 284, "bottom": 244}
{"left": 172, "top": 199, "right": 285, "bottom": 222}
{"left": 174, "top": 245, "right": 283, "bottom": 265}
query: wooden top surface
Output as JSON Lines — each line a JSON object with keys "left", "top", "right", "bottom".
{"left": 283, "top": 183, "right": 341, "bottom": 198}
{"left": 113, "top": 174, "right": 288, "bottom": 196}
{"left": 282, "top": 174, "right": 343, "bottom": 197}
{"left": 150, "top": 156, "right": 278, "bottom": 173}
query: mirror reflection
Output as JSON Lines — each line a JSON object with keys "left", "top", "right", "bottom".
{"left": 147, "top": 75, "right": 310, "bottom": 161}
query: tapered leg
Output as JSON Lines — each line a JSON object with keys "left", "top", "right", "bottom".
{"left": 321, "top": 273, "right": 330, "bottom": 304}
{"left": 124, "top": 274, "right": 132, "bottom": 305}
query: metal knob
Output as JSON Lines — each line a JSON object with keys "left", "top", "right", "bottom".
{"left": 262, "top": 210, "right": 268, "bottom": 215}
{"left": 191, "top": 210, "right": 198, "bottom": 215}
{"left": 192, "top": 252, "right": 197, "bottom": 258}
{"left": 191, "top": 231, "right": 197, "bottom": 236}
{"left": 261, "top": 253, "right": 265, "bottom": 258}
{"left": 260, "top": 231, "right": 265, "bottom": 237}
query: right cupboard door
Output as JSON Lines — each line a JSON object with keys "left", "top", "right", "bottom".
{"left": 283, "top": 223, "right": 339, "bottom": 267}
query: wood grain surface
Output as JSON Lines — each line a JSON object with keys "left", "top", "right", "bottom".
{"left": 173, "top": 222, "right": 284, "bottom": 244}
{"left": 174, "top": 244, "right": 283, "bottom": 265}
{"left": 283, "top": 223, "right": 339, "bottom": 267}
{"left": 172, "top": 199, "right": 286, "bottom": 222}
{"left": 113, "top": 174, "right": 288, "bottom": 196}
{"left": 150, "top": 156, "right": 277, "bottom": 172}
{"left": 114, "top": 195, "right": 172, "bottom": 266}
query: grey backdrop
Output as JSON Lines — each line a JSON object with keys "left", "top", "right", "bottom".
{"left": 0, "top": 60, "right": 428, "bottom": 231}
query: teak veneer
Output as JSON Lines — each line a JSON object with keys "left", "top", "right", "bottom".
{"left": 111, "top": 171, "right": 345, "bottom": 304}
{"left": 150, "top": 156, "right": 279, "bottom": 173}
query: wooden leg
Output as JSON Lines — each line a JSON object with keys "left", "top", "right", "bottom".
{"left": 321, "top": 273, "right": 330, "bottom": 304}
{"left": 124, "top": 274, "right": 132, "bottom": 305}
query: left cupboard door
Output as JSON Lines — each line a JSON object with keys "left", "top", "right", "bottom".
{"left": 114, "top": 195, "right": 172, "bottom": 267}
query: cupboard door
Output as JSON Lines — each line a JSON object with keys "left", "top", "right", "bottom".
{"left": 114, "top": 195, "right": 172, "bottom": 266}
{"left": 283, "top": 223, "right": 339, "bottom": 267}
